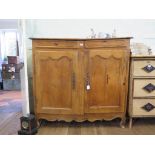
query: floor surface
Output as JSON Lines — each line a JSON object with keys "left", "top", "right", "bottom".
{"left": 37, "top": 118, "right": 155, "bottom": 135}
{"left": 0, "top": 90, "right": 22, "bottom": 135}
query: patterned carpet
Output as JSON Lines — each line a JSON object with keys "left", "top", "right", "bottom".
{"left": 0, "top": 90, "right": 23, "bottom": 135}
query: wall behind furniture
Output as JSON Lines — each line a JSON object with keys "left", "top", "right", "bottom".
{"left": 25, "top": 19, "right": 155, "bottom": 113}
{"left": 0, "top": 19, "right": 18, "bottom": 29}
{"left": 26, "top": 19, "right": 155, "bottom": 73}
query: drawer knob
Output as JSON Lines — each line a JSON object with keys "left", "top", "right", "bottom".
{"left": 143, "top": 83, "right": 155, "bottom": 93}
{"left": 142, "top": 103, "right": 155, "bottom": 112}
{"left": 142, "top": 64, "right": 155, "bottom": 73}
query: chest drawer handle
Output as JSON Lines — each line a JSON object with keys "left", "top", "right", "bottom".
{"left": 142, "top": 64, "right": 155, "bottom": 73}
{"left": 143, "top": 83, "right": 155, "bottom": 93}
{"left": 142, "top": 103, "right": 155, "bottom": 112}
{"left": 85, "top": 72, "right": 91, "bottom": 90}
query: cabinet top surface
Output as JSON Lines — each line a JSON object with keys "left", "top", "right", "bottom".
{"left": 30, "top": 37, "right": 133, "bottom": 41}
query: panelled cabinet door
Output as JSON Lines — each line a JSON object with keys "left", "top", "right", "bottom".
{"left": 34, "top": 49, "right": 80, "bottom": 115}
{"left": 84, "top": 48, "right": 129, "bottom": 113}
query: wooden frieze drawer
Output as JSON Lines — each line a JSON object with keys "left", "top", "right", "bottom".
{"left": 133, "top": 60, "right": 155, "bottom": 77}
{"left": 133, "top": 79, "right": 155, "bottom": 97}
{"left": 85, "top": 39, "right": 129, "bottom": 48}
{"left": 33, "top": 39, "right": 80, "bottom": 49}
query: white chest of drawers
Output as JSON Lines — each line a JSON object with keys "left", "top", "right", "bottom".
{"left": 129, "top": 55, "right": 155, "bottom": 128}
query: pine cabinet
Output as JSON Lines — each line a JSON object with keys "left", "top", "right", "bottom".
{"left": 31, "top": 38, "right": 131, "bottom": 126}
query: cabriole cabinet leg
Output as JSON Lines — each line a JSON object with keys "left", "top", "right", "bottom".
{"left": 120, "top": 116, "right": 126, "bottom": 128}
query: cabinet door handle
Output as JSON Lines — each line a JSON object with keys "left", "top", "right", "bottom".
{"left": 86, "top": 72, "right": 91, "bottom": 90}
{"left": 106, "top": 74, "right": 109, "bottom": 84}
{"left": 72, "top": 72, "right": 76, "bottom": 89}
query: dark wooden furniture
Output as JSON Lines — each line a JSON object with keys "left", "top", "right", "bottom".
{"left": 2, "top": 62, "right": 23, "bottom": 90}
{"left": 31, "top": 38, "right": 132, "bottom": 127}
{"left": 7, "top": 56, "right": 20, "bottom": 64}
{"left": 18, "top": 114, "right": 38, "bottom": 135}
